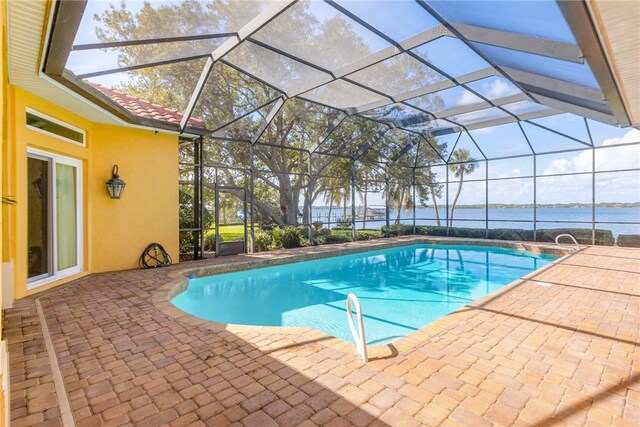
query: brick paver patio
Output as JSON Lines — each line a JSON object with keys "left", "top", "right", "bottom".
{"left": 4, "top": 238, "right": 639, "bottom": 426}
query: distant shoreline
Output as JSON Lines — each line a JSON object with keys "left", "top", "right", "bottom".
{"left": 309, "top": 203, "right": 640, "bottom": 209}
{"left": 455, "top": 203, "right": 640, "bottom": 209}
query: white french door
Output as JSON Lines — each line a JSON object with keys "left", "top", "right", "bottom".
{"left": 27, "top": 149, "right": 83, "bottom": 288}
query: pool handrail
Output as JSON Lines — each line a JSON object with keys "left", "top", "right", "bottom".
{"left": 346, "top": 293, "right": 368, "bottom": 363}
{"left": 555, "top": 233, "right": 579, "bottom": 246}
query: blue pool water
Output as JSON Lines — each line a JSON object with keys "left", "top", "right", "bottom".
{"left": 171, "top": 245, "right": 558, "bottom": 345}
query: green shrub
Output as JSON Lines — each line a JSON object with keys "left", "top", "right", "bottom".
{"left": 252, "top": 228, "right": 272, "bottom": 252}
{"left": 448, "top": 227, "right": 486, "bottom": 239}
{"left": 537, "top": 228, "right": 614, "bottom": 246}
{"left": 380, "top": 224, "right": 413, "bottom": 236}
{"left": 488, "top": 228, "right": 535, "bottom": 241}
{"left": 312, "top": 236, "right": 326, "bottom": 245}
{"left": 203, "top": 233, "right": 217, "bottom": 251}
{"left": 616, "top": 234, "right": 640, "bottom": 248}
{"left": 313, "top": 227, "right": 332, "bottom": 238}
{"left": 355, "top": 230, "right": 382, "bottom": 241}
{"left": 272, "top": 226, "right": 302, "bottom": 249}
{"left": 325, "top": 234, "right": 352, "bottom": 244}
{"left": 178, "top": 232, "right": 196, "bottom": 262}
{"left": 416, "top": 226, "right": 486, "bottom": 239}
{"left": 381, "top": 224, "right": 615, "bottom": 246}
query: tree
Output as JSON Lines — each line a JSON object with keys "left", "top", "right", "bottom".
{"left": 429, "top": 181, "right": 443, "bottom": 226}
{"left": 382, "top": 134, "right": 445, "bottom": 225}
{"left": 320, "top": 157, "right": 351, "bottom": 225}
{"left": 93, "top": 1, "right": 448, "bottom": 227}
{"left": 448, "top": 148, "right": 479, "bottom": 227}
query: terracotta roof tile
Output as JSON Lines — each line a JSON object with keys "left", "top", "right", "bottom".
{"left": 86, "top": 82, "right": 206, "bottom": 129}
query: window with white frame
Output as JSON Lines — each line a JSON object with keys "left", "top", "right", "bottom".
{"left": 26, "top": 108, "right": 86, "bottom": 146}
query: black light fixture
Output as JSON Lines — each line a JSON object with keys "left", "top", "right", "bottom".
{"left": 106, "top": 164, "right": 126, "bottom": 199}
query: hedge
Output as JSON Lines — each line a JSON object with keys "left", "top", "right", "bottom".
{"left": 317, "top": 230, "right": 382, "bottom": 245}
{"left": 380, "top": 225, "right": 616, "bottom": 246}
{"left": 380, "top": 224, "right": 414, "bottom": 236}
{"left": 617, "top": 234, "right": 640, "bottom": 248}
{"left": 536, "top": 228, "right": 614, "bottom": 246}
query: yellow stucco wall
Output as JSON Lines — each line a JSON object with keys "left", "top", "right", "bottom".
{"left": 6, "top": 87, "right": 179, "bottom": 299}
{"left": 1, "top": 0, "right": 6, "bottom": 312}
{"left": 89, "top": 124, "right": 179, "bottom": 273}
{"left": 1, "top": 1, "right": 7, "bottom": 424}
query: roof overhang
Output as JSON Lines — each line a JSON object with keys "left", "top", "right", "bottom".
{"left": 586, "top": 0, "right": 640, "bottom": 127}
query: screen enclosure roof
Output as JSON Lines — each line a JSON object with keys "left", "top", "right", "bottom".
{"left": 43, "top": 0, "right": 636, "bottom": 163}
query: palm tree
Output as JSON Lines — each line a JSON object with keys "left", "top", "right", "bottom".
{"left": 323, "top": 189, "right": 341, "bottom": 225}
{"left": 448, "top": 149, "right": 479, "bottom": 227}
{"left": 430, "top": 184, "right": 441, "bottom": 226}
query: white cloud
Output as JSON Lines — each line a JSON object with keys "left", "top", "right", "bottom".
{"left": 601, "top": 128, "right": 640, "bottom": 147}
{"left": 485, "top": 79, "right": 512, "bottom": 98}
{"left": 457, "top": 89, "right": 483, "bottom": 106}
{"left": 455, "top": 80, "right": 511, "bottom": 106}
{"left": 541, "top": 129, "right": 640, "bottom": 175}
{"left": 470, "top": 126, "right": 495, "bottom": 135}
{"left": 536, "top": 129, "right": 640, "bottom": 203}
{"left": 542, "top": 157, "right": 578, "bottom": 175}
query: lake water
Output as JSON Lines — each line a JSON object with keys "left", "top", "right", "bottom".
{"left": 310, "top": 207, "right": 640, "bottom": 237}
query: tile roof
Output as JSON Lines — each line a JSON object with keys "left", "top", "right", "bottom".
{"left": 86, "top": 82, "right": 206, "bottom": 129}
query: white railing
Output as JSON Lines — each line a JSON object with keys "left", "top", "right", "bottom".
{"left": 555, "top": 233, "right": 579, "bottom": 246}
{"left": 346, "top": 293, "right": 368, "bottom": 363}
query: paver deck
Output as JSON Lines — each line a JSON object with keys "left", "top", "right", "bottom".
{"left": 4, "top": 238, "right": 640, "bottom": 426}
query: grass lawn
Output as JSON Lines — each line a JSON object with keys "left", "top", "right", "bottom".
{"left": 205, "top": 224, "right": 245, "bottom": 242}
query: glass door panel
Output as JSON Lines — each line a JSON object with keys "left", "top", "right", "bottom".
{"left": 27, "top": 157, "right": 50, "bottom": 279}
{"left": 56, "top": 163, "right": 78, "bottom": 271}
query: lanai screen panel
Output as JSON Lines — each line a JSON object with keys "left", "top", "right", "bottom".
{"left": 192, "top": 61, "right": 282, "bottom": 133}
{"left": 57, "top": 0, "right": 630, "bottom": 159}
{"left": 74, "top": 0, "right": 273, "bottom": 45}
{"left": 255, "top": 99, "right": 342, "bottom": 151}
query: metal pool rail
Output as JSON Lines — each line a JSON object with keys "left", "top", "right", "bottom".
{"left": 555, "top": 233, "right": 579, "bottom": 246}
{"left": 346, "top": 293, "right": 368, "bottom": 363}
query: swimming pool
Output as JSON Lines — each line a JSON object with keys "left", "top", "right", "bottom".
{"left": 171, "top": 244, "right": 558, "bottom": 345}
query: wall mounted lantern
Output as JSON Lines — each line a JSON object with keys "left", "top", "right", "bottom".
{"left": 106, "top": 165, "right": 126, "bottom": 199}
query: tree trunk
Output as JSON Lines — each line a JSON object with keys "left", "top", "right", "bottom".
{"left": 449, "top": 172, "right": 464, "bottom": 227}
{"left": 343, "top": 195, "right": 347, "bottom": 217}
{"left": 363, "top": 189, "right": 368, "bottom": 229}
{"left": 395, "top": 187, "right": 405, "bottom": 225}
{"left": 431, "top": 185, "right": 441, "bottom": 226}
{"left": 280, "top": 184, "right": 299, "bottom": 226}
{"left": 302, "top": 176, "right": 315, "bottom": 225}
{"left": 327, "top": 193, "right": 333, "bottom": 227}
{"left": 207, "top": 183, "right": 286, "bottom": 227}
